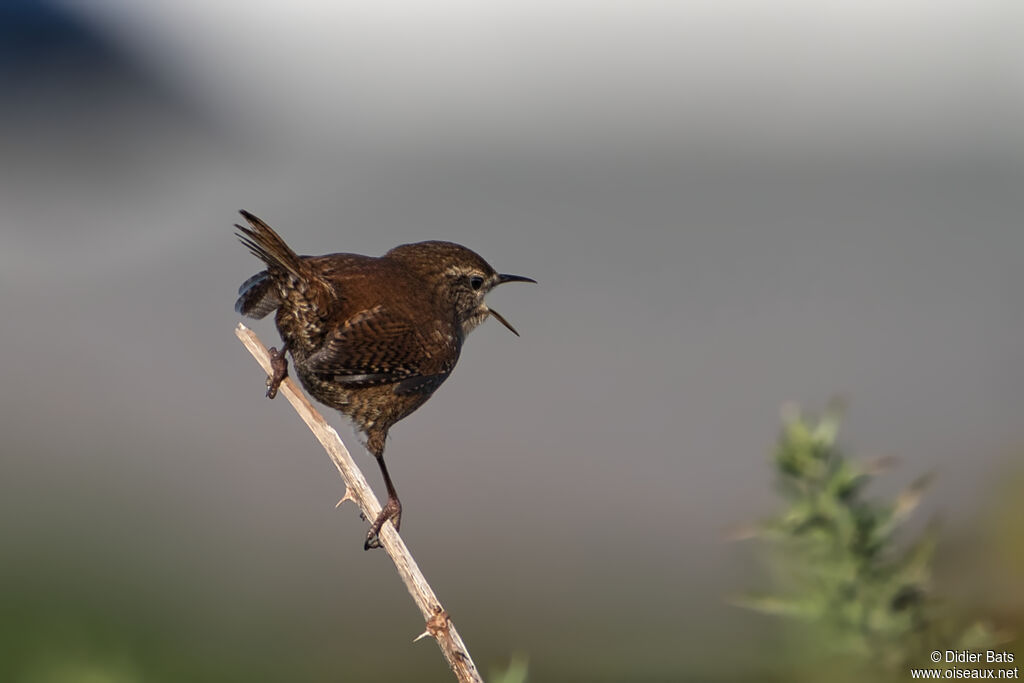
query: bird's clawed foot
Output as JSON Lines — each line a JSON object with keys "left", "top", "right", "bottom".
{"left": 364, "top": 497, "right": 402, "bottom": 550}
{"left": 266, "top": 345, "right": 288, "bottom": 399}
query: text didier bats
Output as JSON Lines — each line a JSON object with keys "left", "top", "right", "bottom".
{"left": 945, "top": 651, "right": 1015, "bottom": 663}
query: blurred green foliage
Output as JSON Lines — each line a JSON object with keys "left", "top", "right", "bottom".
{"left": 490, "top": 655, "right": 528, "bottom": 683}
{"left": 736, "top": 405, "right": 997, "bottom": 678}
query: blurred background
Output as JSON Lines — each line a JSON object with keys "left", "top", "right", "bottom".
{"left": 1, "top": 0, "right": 1022, "bottom": 680}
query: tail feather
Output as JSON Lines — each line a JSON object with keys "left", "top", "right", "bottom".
{"left": 235, "top": 210, "right": 304, "bottom": 280}
{"left": 235, "top": 270, "right": 280, "bottom": 318}
{"left": 234, "top": 210, "right": 334, "bottom": 322}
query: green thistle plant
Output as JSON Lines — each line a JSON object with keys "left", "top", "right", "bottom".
{"left": 735, "top": 405, "right": 995, "bottom": 675}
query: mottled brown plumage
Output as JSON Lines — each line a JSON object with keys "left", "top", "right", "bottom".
{"left": 234, "top": 210, "right": 534, "bottom": 549}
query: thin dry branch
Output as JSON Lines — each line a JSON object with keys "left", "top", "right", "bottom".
{"left": 235, "top": 323, "right": 483, "bottom": 683}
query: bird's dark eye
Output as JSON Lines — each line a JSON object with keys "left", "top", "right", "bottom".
{"left": 469, "top": 276, "right": 484, "bottom": 291}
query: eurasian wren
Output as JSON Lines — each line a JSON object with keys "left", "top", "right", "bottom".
{"left": 235, "top": 210, "right": 534, "bottom": 549}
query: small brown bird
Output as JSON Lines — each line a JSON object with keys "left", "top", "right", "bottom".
{"left": 234, "top": 210, "right": 534, "bottom": 549}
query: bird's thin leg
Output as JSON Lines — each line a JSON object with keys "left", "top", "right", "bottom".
{"left": 365, "top": 442, "right": 402, "bottom": 550}
{"left": 266, "top": 342, "right": 289, "bottom": 399}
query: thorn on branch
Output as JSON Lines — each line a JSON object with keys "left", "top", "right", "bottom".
{"left": 335, "top": 488, "right": 356, "bottom": 508}
{"left": 414, "top": 608, "right": 452, "bottom": 643}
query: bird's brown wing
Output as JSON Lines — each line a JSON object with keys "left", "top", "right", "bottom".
{"left": 301, "top": 305, "right": 452, "bottom": 393}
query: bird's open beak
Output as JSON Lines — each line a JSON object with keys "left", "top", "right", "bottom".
{"left": 489, "top": 274, "right": 534, "bottom": 336}
{"left": 488, "top": 308, "right": 521, "bottom": 336}
{"left": 498, "top": 273, "right": 537, "bottom": 285}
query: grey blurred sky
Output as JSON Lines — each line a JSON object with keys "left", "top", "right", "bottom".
{"left": 1, "top": 1, "right": 1022, "bottom": 679}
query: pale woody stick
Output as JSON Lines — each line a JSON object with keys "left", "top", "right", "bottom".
{"left": 235, "top": 323, "right": 483, "bottom": 683}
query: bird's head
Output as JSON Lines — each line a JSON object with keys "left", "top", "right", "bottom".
{"left": 386, "top": 241, "right": 535, "bottom": 338}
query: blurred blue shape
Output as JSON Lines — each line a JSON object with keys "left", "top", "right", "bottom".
{"left": 0, "top": 0, "right": 113, "bottom": 73}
